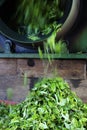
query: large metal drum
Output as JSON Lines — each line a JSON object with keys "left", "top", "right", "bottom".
{"left": 0, "top": 0, "right": 80, "bottom": 48}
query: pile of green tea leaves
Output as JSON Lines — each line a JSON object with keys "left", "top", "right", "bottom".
{"left": 0, "top": 102, "right": 10, "bottom": 129}
{"left": 15, "top": 0, "right": 63, "bottom": 39}
{"left": 0, "top": 77, "right": 87, "bottom": 130}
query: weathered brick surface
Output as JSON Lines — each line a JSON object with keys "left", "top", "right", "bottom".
{"left": 17, "top": 59, "right": 86, "bottom": 79}
{"left": 0, "top": 59, "right": 86, "bottom": 103}
{"left": 0, "top": 75, "right": 29, "bottom": 102}
{"left": 0, "top": 59, "right": 17, "bottom": 75}
{"left": 67, "top": 79, "right": 87, "bottom": 103}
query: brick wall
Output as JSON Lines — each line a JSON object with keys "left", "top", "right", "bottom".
{"left": 0, "top": 59, "right": 87, "bottom": 102}
{"left": 0, "top": 59, "right": 86, "bottom": 78}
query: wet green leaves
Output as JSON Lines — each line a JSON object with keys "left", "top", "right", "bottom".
{"left": 15, "top": 0, "right": 63, "bottom": 39}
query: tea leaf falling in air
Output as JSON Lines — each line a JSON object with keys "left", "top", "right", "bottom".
{"left": 38, "top": 47, "right": 43, "bottom": 59}
{"left": 7, "top": 88, "right": 13, "bottom": 100}
{"left": 23, "top": 72, "right": 28, "bottom": 87}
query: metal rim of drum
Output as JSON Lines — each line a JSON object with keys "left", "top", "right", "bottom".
{"left": 57, "top": 0, "right": 80, "bottom": 38}
{"left": 0, "top": 0, "right": 80, "bottom": 45}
